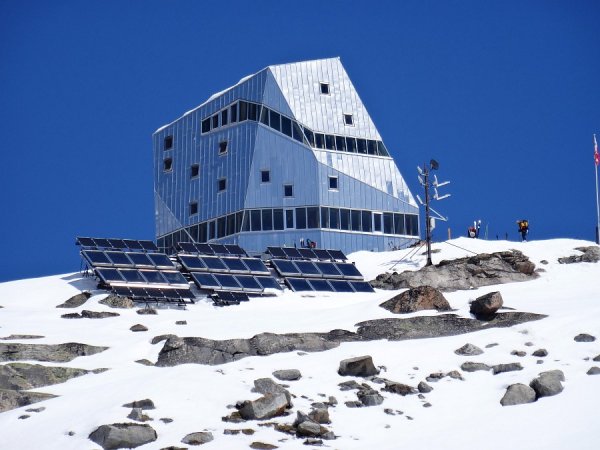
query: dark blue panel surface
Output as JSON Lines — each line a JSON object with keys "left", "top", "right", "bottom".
{"left": 127, "top": 252, "right": 154, "bottom": 267}
{"left": 214, "top": 274, "right": 242, "bottom": 290}
{"left": 161, "top": 271, "right": 188, "bottom": 285}
{"left": 329, "top": 280, "right": 355, "bottom": 293}
{"left": 179, "top": 255, "right": 207, "bottom": 271}
{"left": 76, "top": 237, "right": 96, "bottom": 248}
{"left": 315, "top": 261, "right": 342, "bottom": 278}
{"left": 312, "top": 249, "right": 331, "bottom": 260}
{"left": 294, "top": 260, "right": 321, "bottom": 277}
{"left": 106, "top": 251, "right": 134, "bottom": 267}
{"left": 96, "top": 268, "right": 124, "bottom": 283}
{"left": 286, "top": 278, "right": 313, "bottom": 292}
{"left": 307, "top": 279, "right": 334, "bottom": 291}
{"left": 255, "top": 276, "right": 282, "bottom": 290}
{"left": 222, "top": 258, "right": 249, "bottom": 273}
{"left": 241, "top": 258, "right": 270, "bottom": 274}
{"left": 139, "top": 240, "right": 159, "bottom": 252}
{"left": 267, "top": 247, "right": 287, "bottom": 258}
{"left": 191, "top": 272, "right": 221, "bottom": 289}
{"left": 335, "top": 263, "right": 363, "bottom": 279}
{"left": 140, "top": 270, "right": 166, "bottom": 284}
{"left": 349, "top": 281, "right": 375, "bottom": 293}
{"left": 178, "top": 242, "right": 198, "bottom": 253}
{"left": 298, "top": 248, "right": 317, "bottom": 259}
{"left": 119, "top": 269, "right": 145, "bottom": 283}
{"left": 327, "top": 249, "right": 347, "bottom": 261}
{"left": 148, "top": 253, "right": 175, "bottom": 268}
{"left": 282, "top": 247, "right": 303, "bottom": 259}
{"left": 235, "top": 275, "right": 262, "bottom": 291}
{"left": 201, "top": 256, "right": 228, "bottom": 272}
{"left": 123, "top": 239, "right": 143, "bottom": 250}
{"left": 82, "top": 250, "right": 112, "bottom": 266}
{"left": 194, "top": 243, "right": 214, "bottom": 255}
{"left": 271, "top": 259, "right": 302, "bottom": 277}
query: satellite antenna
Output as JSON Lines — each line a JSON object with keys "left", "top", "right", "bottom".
{"left": 430, "top": 159, "right": 439, "bottom": 170}
{"left": 416, "top": 195, "right": 424, "bottom": 205}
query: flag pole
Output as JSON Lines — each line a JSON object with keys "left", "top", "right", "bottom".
{"left": 594, "top": 134, "right": 600, "bottom": 244}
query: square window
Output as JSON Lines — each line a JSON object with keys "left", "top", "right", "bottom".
{"left": 218, "top": 178, "right": 227, "bottom": 192}
{"left": 344, "top": 113, "right": 354, "bottom": 126}
{"left": 189, "top": 201, "right": 198, "bottom": 216}
{"left": 329, "top": 176, "right": 338, "bottom": 190}
{"left": 164, "top": 135, "right": 173, "bottom": 150}
{"left": 320, "top": 82, "right": 330, "bottom": 94}
{"left": 284, "top": 184, "right": 293, "bottom": 197}
{"left": 261, "top": 170, "right": 270, "bottom": 183}
{"left": 163, "top": 158, "right": 173, "bottom": 172}
{"left": 219, "top": 141, "right": 228, "bottom": 155}
{"left": 191, "top": 164, "right": 199, "bottom": 178}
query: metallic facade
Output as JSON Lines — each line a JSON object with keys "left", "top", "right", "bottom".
{"left": 153, "top": 57, "right": 419, "bottom": 254}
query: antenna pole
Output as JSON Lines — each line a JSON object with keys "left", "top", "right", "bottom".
{"left": 595, "top": 134, "right": 600, "bottom": 244}
{"left": 424, "top": 163, "right": 433, "bottom": 266}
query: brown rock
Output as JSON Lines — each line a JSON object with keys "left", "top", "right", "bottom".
{"left": 380, "top": 286, "right": 451, "bottom": 314}
{"left": 470, "top": 291, "right": 503, "bottom": 318}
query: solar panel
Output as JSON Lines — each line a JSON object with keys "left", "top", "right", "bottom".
{"left": 105, "top": 251, "right": 134, "bottom": 267}
{"left": 308, "top": 279, "right": 334, "bottom": 291}
{"left": 218, "top": 291, "right": 237, "bottom": 302}
{"left": 191, "top": 272, "right": 221, "bottom": 290}
{"left": 286, "top": 278, "right": 313, "bottom": 292}
{"left": 112, "top": 285, "right": 132, "bottom": 297}
{"left": 76, "top": 237, "right": 96, "bottom": 248}
{"left": 209, "top": 243, "right": 228, "bottom": 255}
{"left": 271, "top": 259, "right": 302, "bottom": 277}
{"left": 200, "top": 256, "right": 228, "bottom": 272}
{"left": 139, "top": 240, "right": 159, "bottom": 252}
{"left": 312, "top": 249, "right": 331, "bottom": 260}
{"left": 145, "top": 287, "right": 166, "bottom": 299}
{"left": 349, "top": 281, "right": 375, "bottom": 293}
{"left": 178, "top": 255, "right": 207, "bottom": 271}
{"left": 214, "top": 274, "right": 242, "bottom": 290}
{"left": 161, "top": 271, "right": 188, "bottom": 286}
{"left": 315, "top": 261, "right": 343, "bottom": 278}
{"left": 96, "top": 268, "right": 125, "bottom": 283}
{"left": 328, "top": 280, "right": 355, "bottom": 293}
{"left": 123, "top": 239, "right": 144, "bottom": 250}
{"left": 119, "top": 269, "right": 146, "bottom": 283}
{"left": 293, "top": 260, "right": 321, "bottom": 277}
{"left": 225, "top": 244, "right": 247, "bottom": 256}
{"left": 335, "top": 262, "right": 363, "bottom": 279}
{"left": 327, "top": 249, "right": 347, "bottom": 261}
{"left": 161, "top": 289, "right": 181, "bottom": 300}
{"left": 107, "top": 239, "right": 127, "bottom": 250}
{"left": 147, "top": 253, "right": 175, "bottom": 269}
{"left": 82, "top": 250, "right": 112, "bottom": 266}
{"left": 92, "top": 238, "right": 111, "bottom": 249}
{"left": 267, "top": 246, "right": 287, "bottom": 258}
{"left": 255, "top": 276, "right": 282, "bottom": 291}
{"left": 235, "top": 275, "right": 262, "bottom": 292}
{"left": 127, "top": 252, "right": 154, "bottom": 267}
{"left": 222, "top": 258, "right": 249, "bottom": 273}
{"left": 177, "top": 242, "right": 198, "bottom": 253}
{"left": 194, "top": 243, "right": 214, "bottom": 255}
{"left": 282, "top": 247, "right": 303, "bottom": 259}
{"left": 128, "top": 286, "right": 149, "bottom": 298}
{"left": 241, "top": 258, "right": 270, "bottom": 275}
{"left": 232, "top": 292, "right": 250, "bottom": 302}
{"left": 175, "top": 288, "right": 195, "bottom": 299}
{"left": 298, "top": 248, "right": 317, "bottom": 259}
{"left": 140, "top": 270, "right": 167, "bottom": 284}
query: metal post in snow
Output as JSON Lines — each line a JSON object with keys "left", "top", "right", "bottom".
{"left": 595, "top": 134, "right": 600, "bottom": 244}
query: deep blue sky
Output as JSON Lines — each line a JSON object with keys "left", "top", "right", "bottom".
{"left": 2, "top": 0, "right": 599, "bottom": 282}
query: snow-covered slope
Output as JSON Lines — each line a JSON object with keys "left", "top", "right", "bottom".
{"left": 1, "top": 238, "right": 599, "bottom": 449}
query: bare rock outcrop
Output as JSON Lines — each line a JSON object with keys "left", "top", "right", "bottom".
{"left": 88, "top": 423, "right": 157, "bottom": 449}
{"left": 558, "top": 246, "right": 600, "bottom": 264}
{"left": 470, "top": 291, "right": 504, "bottom": 319}
{"left": 380, "top": 286, "right": 450, "bottom": 313}
{"left": 371, "top": 250, "right": 538, "bottom": 292}
{"left": 0, "top": 389, "right": 56, "bottom": 413}
{"left": 56, "top": 291, "right": 92, "bottom": 308}
{"left": 0, "top": 342, "right": 108, "bottom": 363}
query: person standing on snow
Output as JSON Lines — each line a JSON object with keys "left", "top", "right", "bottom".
{"left": 517, "top": 219, "right": 529, "bottom": 242}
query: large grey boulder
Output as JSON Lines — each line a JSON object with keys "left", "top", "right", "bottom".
{"left": 587, "top": 367, "right": 600, "bottom": 375}
{"left": 272, "top": 369, "right": 301, "bottom": 381}
{"left": 500, "top": 383, "right": 536, "bottom": 406}
{"left": 371, "top": 250, "right": 537, "bottom": 292}
{"left": 470, "top": 292, "right": 504, "bottom": 318}
{"left": 461, "top": 362, "right": 491, "bottom": 372}
{"left": 379, "top": 286, "right": 451, "bottom": 314}
{"left": 252, "top": 378, "right": 292, "bottom": 407}
{"left": 0, "top": 363, "right": 90, "bottom": 390}
{"left": 558, "top": 246, "right": 600, "bottom": 264}
{"left": 574, "top": 333, "right": 596, "bottom": 342}
{"left": 0, "top": 342, "right": 108, "bottom": 363}
{"left": 181, "top": 431, "right": 214, "bottom": 445}
{"left": 338, "top": 356, "right": 379, "bottom": 377}
{"left": 455, "top": 343, "right": 484, "bottom": 356}
{"left": 492, "top": 363, "right": 523, "bottom": 375}
{"left": 238, "top": 393, "right": 289, "bottom": 420}
{"left": 0, "top": 389, "right": 56, "bottom": 413}
{"left": 88, "top": 423, "right": 157, "bottom": 449}
{"left": 99, "top": 294, "right": 134, "bottom": 309}
{"left": 56, "top": 291, "right": 92, "bottom": 308}
{"left": 530, "top": 370, "right": 565, "bottom": 398}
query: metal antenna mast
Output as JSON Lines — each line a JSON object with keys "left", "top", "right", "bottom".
{"left": 417, "top": 159, "right": 450, "bottom": 266}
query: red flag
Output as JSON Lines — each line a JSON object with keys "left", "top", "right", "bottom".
{"left": 595, "top": 134, "right": 600, "bottom": 166}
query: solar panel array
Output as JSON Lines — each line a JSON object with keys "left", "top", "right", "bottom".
{"left": 78, "top": 237, "right": 194, "bottom": 304}
{"left": 177, "top": 242, "right": 247, "bottom": 257}
{"left": 176, "top": 250, "right": 282, "bottom": 295}
{"left": 270, "top": 258, "right": 375, "bottom": 293}
{"left": 267, "top": 246, "right": 348, "bottom": 261}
